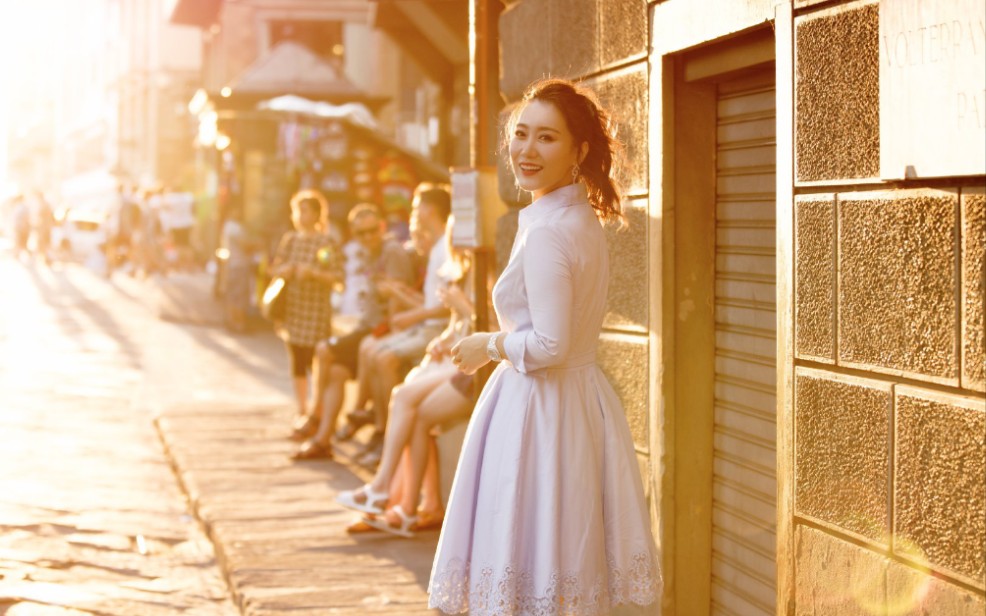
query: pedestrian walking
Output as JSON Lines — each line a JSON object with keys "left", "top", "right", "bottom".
{"left": 32, "top": 191, "right": 55, "bottom": 265}
{"left": 11, "top": 194, "right": 30, "bottom": 261}
{"left": 140, "top": 189, "right": 166, "bottom": 277}
{"left": 220, "top": 198, "right": 253, "bottom": 333}
{"left": 431, "top": 78, "right": 663, "bottom": 615}
{"left": 268, "top": 189, "right": 340, "bottom": 431}
{"left": 289, "top": 202, "right": 415, "bottom": 459}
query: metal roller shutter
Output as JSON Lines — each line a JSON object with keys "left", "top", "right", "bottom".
{"left": 711, "top": 70, "right": 777, "bottom": 616}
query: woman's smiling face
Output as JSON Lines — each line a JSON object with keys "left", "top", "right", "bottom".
{"left": 509, "top": 100, "right": 584, "bottom": 201}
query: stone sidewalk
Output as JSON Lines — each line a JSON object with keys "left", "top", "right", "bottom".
{"left": 0, "top": 258, "right": 236, "bottom": 615}
{"left": 139, "top": 271, "right": 441, "bottom": 615}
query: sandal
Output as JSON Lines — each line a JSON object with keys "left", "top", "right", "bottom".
{"left": 335, "top": 407, "right": 375, "bottom": 442}
{"left": 413, "top": 509, "right": 445, "bottom": 532}
{"left": 290, "top": 439, "right": 333, "bottom": 460}
{"left": 345, "top": 515, "right": 379, "bottom": 534}
{"left": 289, "top": 414, "right": 319, "bottom": 441}
{"left": 335, "top": 484, "right": 388, "bottom": 516}
{"left": 364, "top": 505, "right": 418, "bottom": 538}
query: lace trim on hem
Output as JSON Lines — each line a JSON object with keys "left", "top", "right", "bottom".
{"left": 429, "top": 552, "right": 661, "bottom": 616}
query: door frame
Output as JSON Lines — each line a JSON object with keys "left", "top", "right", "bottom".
{"left": 658, "top": 25, "right": 777, "bottom": 616}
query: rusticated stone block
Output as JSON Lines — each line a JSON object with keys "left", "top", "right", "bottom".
{"left": 499, "top": 0, "right": 603, "bottom": 101}
{"left": 587, "top": 65, "right": 649, "bottom": 195}
{"left": 894, "top": 388, "right": 985, "bottom": 586}
{"left": 499, "top": 0, "right": 552, "bottom": 101}
{"left": 795, "top": 369, "right": 890, "bottom": 542}
{"left": 600, "top": 0, "right": 647, "bottom": 66}
{"left": 548, "top": 0, "right": 599, "bottom": 79}
{"left": 794, "top": 525, "right": 887, "bottom": 616}
{"left": 838, "top": 190, "right": 958, "bottom": 383}
{"left": 795, "top": 195, "right": 835, "bottom": 361}
{"left": 962, "top": 188, "right": 985, "bottom": 392}
{"left": 887, "top": 559, "right": 986, "bottom": 615}
{"left": 795, "top": 3, "right": 879, "bottom": 182}
{"left": 598, "top": 333, "right": 648, "bottom": 451}
{"left": 605, "top": 198, "right": 647, "bottom": 332}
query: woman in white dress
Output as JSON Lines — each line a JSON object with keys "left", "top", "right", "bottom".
{"left": 430, "top": 78, "right": 662, "bottom": 615}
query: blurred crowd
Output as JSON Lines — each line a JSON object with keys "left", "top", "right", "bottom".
{"left": 244, "top": 182, "right": 483, "bottom": 538}
{"left": 2, "top": 183, "right": 198, "bottom": 277}
{"left": 2, "top": 176, "right": 484, "bottom": 542}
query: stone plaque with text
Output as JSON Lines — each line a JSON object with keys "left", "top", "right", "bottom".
{"left": 880, "top": 0, "right": 986, "bottom": 179}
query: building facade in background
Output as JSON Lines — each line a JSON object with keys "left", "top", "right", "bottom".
{"left": 2, "top": 0, "right": 202, "bottom": 194}
{"left": 167, "top": 0, "right": 470, "bottom": 256}
{"left": 115, "top": 0, "right": 202, "bottom": 188}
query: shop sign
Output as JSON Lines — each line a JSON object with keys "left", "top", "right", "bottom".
{"left": 450, "top": 168, "right": 506, "bottom": 249}
{"left": 880, "top": 0, "right": 986, "bottom": 179}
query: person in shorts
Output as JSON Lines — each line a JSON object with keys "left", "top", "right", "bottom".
{"left": 290, "top": 203, "right": 415, "bottom": 459}
{"left": 345, "top": 183, "right": 452, "bottom": 465}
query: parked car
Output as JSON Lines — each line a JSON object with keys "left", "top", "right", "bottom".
{"left": 54, "top": 205, "right": 109, "bottom": 262}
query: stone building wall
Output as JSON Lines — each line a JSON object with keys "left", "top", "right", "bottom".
{"left": 790, "top": 1, "right": 985, "bottom": 614}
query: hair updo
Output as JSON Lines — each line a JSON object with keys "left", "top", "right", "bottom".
{"left": 506, "top": 78, "right": 625, "bottom": 225}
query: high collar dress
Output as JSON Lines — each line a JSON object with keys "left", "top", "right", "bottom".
{"left": 429, "top": 184, "right": 662, "bottom": 615}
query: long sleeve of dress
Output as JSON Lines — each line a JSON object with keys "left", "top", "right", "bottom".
{"left": 502, "top": 225, "right": 573, "bottom": 373}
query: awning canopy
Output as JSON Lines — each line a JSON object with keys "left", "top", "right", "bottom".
{"left": 253, "top": 95, "right": 448, "bottom": 182}
{"left": 222, "top": 41, "right": 386, "bottom": 109}
{"left": 257, "top": 96, "right": 377, "bottom": 129}
{"left": 168, "top": 0, "right": 223, "bottom": 28}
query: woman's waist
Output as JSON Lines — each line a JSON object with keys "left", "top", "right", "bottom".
{"left": 503, "top": 348, "right": 598, "bottom": 374}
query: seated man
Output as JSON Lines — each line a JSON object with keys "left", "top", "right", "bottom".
{"left": 291, "top": 203, "right": 414, "bottom": 458}
{"left": 342, "top": 184, "right": 453, "bottom": 466}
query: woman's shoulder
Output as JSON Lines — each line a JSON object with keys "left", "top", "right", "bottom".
{"left": 531, "top": 204, "right": 598, "bottom": 238}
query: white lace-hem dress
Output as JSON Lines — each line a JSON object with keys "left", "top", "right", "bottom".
{"left": 428, "top": 184, "right": 663, "bottom": 615}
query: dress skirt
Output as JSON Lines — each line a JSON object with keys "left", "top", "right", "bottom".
{"left": 429, "top": 361, "right": 662, "bottom": 615}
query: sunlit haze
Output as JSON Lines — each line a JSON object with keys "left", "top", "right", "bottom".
{"left": 1, "top": 0, "right": 110, "bottom": 196}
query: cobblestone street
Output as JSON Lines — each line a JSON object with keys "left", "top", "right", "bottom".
{"left": 0, "top": 254, "right": 235, "bottom": 614}
{"left": 0, "top": 250, "right": 437, "bottom": 615}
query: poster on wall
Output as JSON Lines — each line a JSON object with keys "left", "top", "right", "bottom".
{"left": 450, "top": 169, "right": 480, "bottom": 249}
{"left": 880, "top": 0, "right": 986, "bottom": 179}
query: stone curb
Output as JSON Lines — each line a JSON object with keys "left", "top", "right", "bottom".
{"left": 152, "top": 403, "right": 439, "bottom": 615}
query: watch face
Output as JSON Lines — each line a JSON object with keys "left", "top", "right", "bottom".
{"left": 487, "top": 334, "right": 501, "bottom": 362}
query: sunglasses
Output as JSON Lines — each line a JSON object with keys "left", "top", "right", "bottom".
{"left": 353, "top": 227, "right": 380, "bottom": 238}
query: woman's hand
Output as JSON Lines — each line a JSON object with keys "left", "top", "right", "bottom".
{"left": 428, "top": 332, "right": 456, "bottom": 359}
{"left": 450, "top": 333, "right": 492, "bottom": 375}
{"left": 438, "top": 285, "right": 471, "bottom": 315}
{"left": 390, "top": 309, "right": 419, "bottom": 331}
{"left": 426, "top": 336, "right": 448, "bottom": 359}
{"left": 274, "top": 263, "right": 295, "bottom": 279}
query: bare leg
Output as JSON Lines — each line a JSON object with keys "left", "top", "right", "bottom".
{"left": 310, "top": 364, "right": 352, "bottom": 444}
{"left": 371, "top": 348, "right": 405, "bottom": 434}
{"left": 351, "top": 335, "right": 382, "bottom": 412}
{"left": 419, "top": 439, "right": 443, "bottom": 516}
{"left": 367, "top": 368, "right": 454, "bottom": 494}
{"left": 308, "top": 342, "right": 333, "bottom": 423}
{"left": 291, "top": 376, "right": 308, "bottom": 419}
{"left": 403, "top": 381, "right": 471, "bottom": 515}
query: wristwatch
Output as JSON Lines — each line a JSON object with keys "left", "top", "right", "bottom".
{"left": 486, "top": 332, "right": 503, "bottom": 362}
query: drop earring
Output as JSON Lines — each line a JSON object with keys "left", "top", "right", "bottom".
{"left": 571, "top": 163, "right": 581, "bottom": 182}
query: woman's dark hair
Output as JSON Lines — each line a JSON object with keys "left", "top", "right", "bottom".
{"left": 290, "top": 189, "right": 329, "bottom": 230}
{"left": 506, "top": 78, "right": 624, "bottom": 225}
